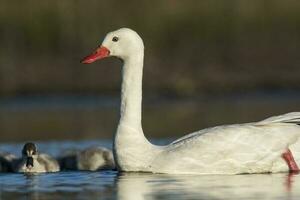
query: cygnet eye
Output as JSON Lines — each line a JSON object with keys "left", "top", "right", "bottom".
{"left": 112, "top": 36, "right": 119, "bottom": 42}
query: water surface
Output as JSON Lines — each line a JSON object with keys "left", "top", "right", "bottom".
{"left": 1, "top": 140, "right": 300, "bottom": 200}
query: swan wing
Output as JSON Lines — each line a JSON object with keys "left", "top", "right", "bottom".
{"left": 155, "top": 112, "right": 300, "bottom": 174}
{"left": 170, "top": 112, "right": 300, "bottom": 146}
{"left": 256, "top": 112, "right": 300, "bottom": 125}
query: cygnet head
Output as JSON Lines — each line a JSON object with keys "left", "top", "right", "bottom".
{"left": 81, "top": 28, "right": 144, "bottom": 63}
{"left": 22, "top": 142, "right": 38, "bottom": 169}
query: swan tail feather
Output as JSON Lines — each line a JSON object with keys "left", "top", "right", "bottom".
{"left": 257, "top": 112, "right": 300, "bottom": 126}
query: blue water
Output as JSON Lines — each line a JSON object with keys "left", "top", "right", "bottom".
{"left": 1, "top": 140, "right": 300, "bottom": 200}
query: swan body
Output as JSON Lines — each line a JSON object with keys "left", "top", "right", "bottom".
{"left": 15, "top": 142, "right": 59, "bottom": 173}
{"left": 58, "top": 146, "right": 115, "bottom": 171}
{"left": 81, "top": 28, "right": 300, "bottom": 174}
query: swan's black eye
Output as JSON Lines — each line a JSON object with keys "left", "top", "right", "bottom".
{"left": 112, "top": 36, "right": 119, "bottom": 42}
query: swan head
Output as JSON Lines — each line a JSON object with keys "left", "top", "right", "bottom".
{"left": 22, "top": 142, "right": 38, "bottom": 168}
{"left": 81, "top": 28, "right": 144, "bottom": 63}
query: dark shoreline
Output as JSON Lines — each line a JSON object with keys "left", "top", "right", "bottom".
{"left": 0, "top": 91, "right": 299, "bottom": 142}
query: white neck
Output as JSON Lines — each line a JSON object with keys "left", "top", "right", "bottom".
{"left": 119, "top": 53, "right": 144, "bottom": 129}
{"left": 113, "top": 50, "right": 160, "bottom": 171}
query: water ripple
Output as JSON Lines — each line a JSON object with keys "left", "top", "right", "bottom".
{"left": 1, "top": 141, "right": 300, "bottom": 199}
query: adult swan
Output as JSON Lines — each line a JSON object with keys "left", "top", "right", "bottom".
{"left": 81, "top": 28, "right": 300, "bottom": 174}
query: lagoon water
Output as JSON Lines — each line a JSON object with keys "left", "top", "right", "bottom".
{"left": 0, "top": 94, "right": 300, "bottom": 199}
{"left": 1, "top": 140, "right": 300, "bottom": 200}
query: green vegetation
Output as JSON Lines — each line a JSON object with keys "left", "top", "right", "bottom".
{"left": 0, "top": 1, "right": 300, "bottom": 97}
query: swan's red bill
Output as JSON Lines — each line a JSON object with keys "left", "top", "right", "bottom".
{"left": 81, "top": 46, "right": 110, "bottom": 64}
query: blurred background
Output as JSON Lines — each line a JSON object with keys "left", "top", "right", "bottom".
{"left": 0, "top": 0, "right": 299, "bottom": 141}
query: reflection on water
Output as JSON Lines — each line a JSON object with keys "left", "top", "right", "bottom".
{"left": 0, "top": 171, "right": 117, "bottom": 200}
{"left": 117, "top": 173, "right": 300, "bottom": 200}
{"left": 1, "top": 141, "right": 300, "bottom": 200}
{"left": 1, "top": 171, "right": 300, "bottom": 200}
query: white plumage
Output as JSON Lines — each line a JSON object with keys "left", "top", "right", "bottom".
{"left": 82, "top": 28, "right": 300, "bottom": 174}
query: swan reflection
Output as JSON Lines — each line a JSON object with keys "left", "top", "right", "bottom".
{"left": 116, "top": 172, "right": 300, "bottom": 200}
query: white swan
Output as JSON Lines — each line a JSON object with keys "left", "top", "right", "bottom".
{"left": 81, "top": 28, "right": 300, "bottom": 174}
{"left": 14, "top": 142, "right": 60, "bottom": 173}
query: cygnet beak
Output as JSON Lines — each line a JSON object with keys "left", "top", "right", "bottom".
{"left": 26, "top": 157, "right": 34, "bottom": 168}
